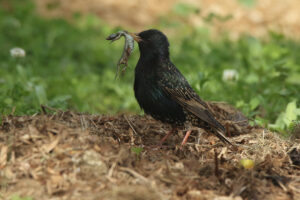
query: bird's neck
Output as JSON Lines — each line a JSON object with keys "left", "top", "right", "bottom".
{"left": 139, "top": 51, "right": 169, "bottom": 65}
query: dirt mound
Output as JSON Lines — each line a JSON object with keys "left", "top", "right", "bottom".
{"left": 1, "top": 110, "right": 299, "bottom": 199}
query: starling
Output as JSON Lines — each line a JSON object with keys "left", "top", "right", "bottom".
{"left": 130, "top": 29, "right": 232, "bottom": 146}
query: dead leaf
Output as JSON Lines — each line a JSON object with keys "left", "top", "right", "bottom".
{"left": 0, "top": 145, "right": 8, "bottom": 168}
{"left": 42, "top": 136, "right": 60, "bottom": 153}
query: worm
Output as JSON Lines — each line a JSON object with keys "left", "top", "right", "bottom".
{"left": 106, "top": 31, "right": 135, "bottom": 79}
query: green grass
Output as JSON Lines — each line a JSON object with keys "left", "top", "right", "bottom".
{"left": 1, "top": 0, "right": 300, "bottom": 133}
{"left": 10, "top": 195, "right": 33, "bottom": 200}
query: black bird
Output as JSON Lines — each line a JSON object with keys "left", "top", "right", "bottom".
{"left": 130, "top": 29, "right": 232, "bottom": 146}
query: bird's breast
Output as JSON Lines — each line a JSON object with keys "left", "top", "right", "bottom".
{"left": 134, "top": 63, "right": 186, "bottom": 125}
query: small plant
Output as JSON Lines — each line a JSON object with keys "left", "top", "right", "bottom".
{"left": 269, "top": 101, "right": 300, "bottom": 133}
{"left": 131, "top": 147, "right": 143, "bottom": 156}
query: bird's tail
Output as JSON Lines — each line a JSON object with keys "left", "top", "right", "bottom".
{"left": 213, "top": 129, "right": 234, "bottom": 146}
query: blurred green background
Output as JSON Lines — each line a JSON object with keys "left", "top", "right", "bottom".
{"left": 0, "top": 0, "right": 299, "bottom": 133}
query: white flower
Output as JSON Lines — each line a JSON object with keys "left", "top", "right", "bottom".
{"left": 10, "top": 47, "right": 26, "bottom": 58}
{"left": 222, "top": 69, "right": 238, "bottom": 81}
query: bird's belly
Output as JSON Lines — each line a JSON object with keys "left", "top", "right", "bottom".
{"left": 134, "top": 78, "right": 186, "bottom": 125}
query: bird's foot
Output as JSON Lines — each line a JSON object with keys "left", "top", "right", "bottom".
{"left": 159, "top": 128, "right": 176, "bottom": 146}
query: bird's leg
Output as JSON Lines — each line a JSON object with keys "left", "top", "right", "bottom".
{"left": 181, "top": 130, "right": 192, "bottom": 146}
{"left": 225, "top": 122, "right": 231, "bottom": 137}
{"left": 224, "top": 120, "right": 231, "bottom": 137}
{"left": 159, "top": 127, "right": 176, "bottom": 146}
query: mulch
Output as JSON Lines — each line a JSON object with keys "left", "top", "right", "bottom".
{"left": 1, "top": 105, "right": 299, "bottom": 200}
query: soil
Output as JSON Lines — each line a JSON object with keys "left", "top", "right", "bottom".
{"left": 34, "top": 0, "right": 300, "bottom": 39}
{"left": 1, "top": 104, "right": 299, "bottom": 200}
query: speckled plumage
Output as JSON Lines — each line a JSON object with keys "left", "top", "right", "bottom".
{"left": 134, "top": 29, "right": 231, "bottom": 144}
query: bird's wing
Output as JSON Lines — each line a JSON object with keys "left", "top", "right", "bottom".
{"left": 168, "top": 87, "right": 233, "bottom": 145}
{"left": 164, "top": 87, "right": 225, "bottom": 132}
{"left": 158, "top": 62, "right": 225, "bottom": 132}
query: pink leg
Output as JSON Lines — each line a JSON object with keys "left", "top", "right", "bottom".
{"left": 159, "top": 128, "right": 176, "bottom": 146}
{"left": 181, "top": 130, "right": 192, "bottom": 146}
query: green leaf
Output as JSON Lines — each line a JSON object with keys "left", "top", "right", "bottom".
{"left": 236, "top": 100, "right": 245, "bottom": 108}
{"left": 269, "top": 101, "right": 300, "bottom": 131}
{"left": 131, "top": 147, "right": 143, "bottom": 156}
{"left": 4, "top": 98, "right": 13, "bottom": 105}
{"left": 35, "top": 85, "right": 47, "bottom": 105}
{"left": 254, "top": 116, "right": 269, "bottom": 127}
{"left": 250, "top": 97, "right": 260, "bottom": 110}
{"left": 284, "top": 101, "right": 298, "bottom": 123}
{"left": 269, "top": 113, "right": 285, "bottom": 131}
{"left": 286, "top": 73, "right": 300, "bottom": 85}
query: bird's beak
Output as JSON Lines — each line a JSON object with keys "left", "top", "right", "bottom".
{"left": 129, "top": 32, "right": 142, "bottom": 43}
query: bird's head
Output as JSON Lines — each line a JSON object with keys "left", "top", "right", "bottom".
{"left": 130, "top": 29, "right": 170, "bottom": 59}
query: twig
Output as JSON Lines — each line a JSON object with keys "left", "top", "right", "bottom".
{"left": 233, "top": 120, "right": 248, "bottom": 124}
{"left": 10, "top": 106, "right": 16, "bottom": 115}
{"left": 233, "top": 123, "right": 242, "bottom": 133}
{"left": 89, "top": 118, "right": 98, "bottom": 128}
{"left": 277, "top": 180, "right": 288, "bottom": 192}
{"left": 124, "top": 115, "right": 139, "bottom": 135}
{"left": 233, "top": 186, "right": 247, "bottom": 197}
{"left": 119, "top": 167, "right": 149, "bottom": 183}
{"left": 80, "top": 115, "right": 88, "bottom": 131}
{"left": 214, "top": 148, "right": 219, "bottom": 178}
{"left": 41, "top": 105, "right": 47, "bottom": 114}
{"left": 225, "top": 122, "right": 231, "bottom": 137}
{"left": 107, "top": 162, "right": 117, "bottom": 178}
{"left": 106, "top": 162, "right": 117, "bottom": 182}
{"left": 40, "top": 104, "right": 60, "bottom": 113}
